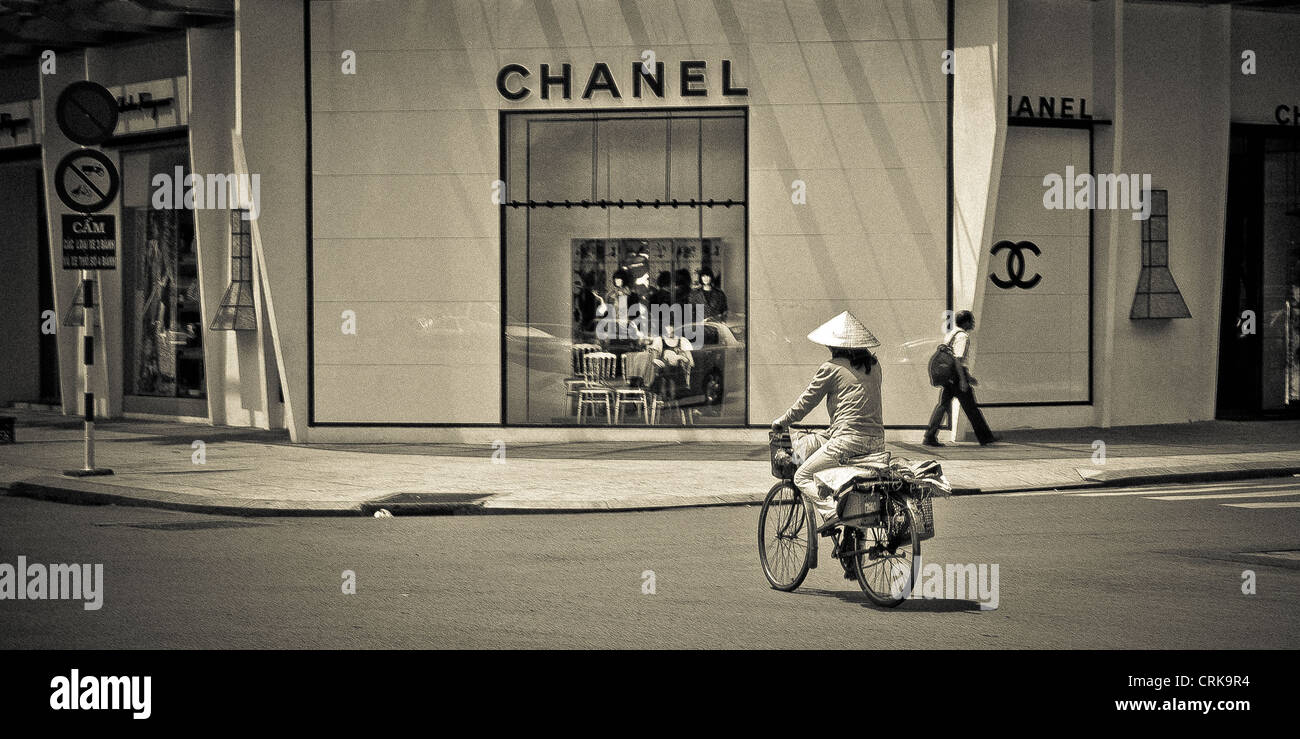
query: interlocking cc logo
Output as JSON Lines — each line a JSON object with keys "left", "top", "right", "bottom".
{"left": 989, "top": 240, "right": 1041, "bottom": 290}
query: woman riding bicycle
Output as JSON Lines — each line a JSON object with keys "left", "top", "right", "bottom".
{"left": 770, "top": 311, "right": 885, "bottom": 530}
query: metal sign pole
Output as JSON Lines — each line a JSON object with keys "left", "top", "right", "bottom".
{"left": 55, "top": 80, "right": 118, "bottom": 478}
{"left": 82, "top": 271, "right": 94, "bottom": 470}
{"left": 65, "top": 270, "right": 112, "bottom": 477}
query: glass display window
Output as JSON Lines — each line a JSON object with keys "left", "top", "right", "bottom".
{"left": 119, "top": 141, "right": 206, "bottom": 401}
{"left": 503, "top": 108, "right": 746, "bottom": 425}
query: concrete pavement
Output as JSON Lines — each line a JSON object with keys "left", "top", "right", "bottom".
{"left": 1, "top": 408, "right": 1299, "bottom": 515}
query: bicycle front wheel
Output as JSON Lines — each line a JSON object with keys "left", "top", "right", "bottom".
{"left": 758, "top": 481, "right": 815, "bottom": 591}
{"left": 853, "top": 497, "right": 920, "bottom": 607}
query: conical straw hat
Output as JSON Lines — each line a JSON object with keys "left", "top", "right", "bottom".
{"left": 807, "top": 311, "right": 880, "bottom": 349}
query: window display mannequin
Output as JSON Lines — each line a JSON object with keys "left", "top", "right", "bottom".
{"left": 624, "top": 244, "right": 652, "bottom": 292}
{"left": 646, "top": 271, "right": 675, "bottom": 327}
{"left": 689, "top": 269, "right": 728, "bottom": 322}
{"left": 649, "top": 323, "right": 694, "bottom": 411}
{"left": 595, "top": 269, "right": 643, "bottom": 355}
{"left": 600, "top": 269, "right": 636, "bottom": 322}
{"left": 673, "top": 268, "right": 693, "bottom": 306}
{"left": 573, "top": 272, "right": 600, "bottom": 338}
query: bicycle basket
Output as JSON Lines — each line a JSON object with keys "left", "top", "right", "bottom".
{"left": 769, "top": 430, "right": 798, "bottom": 479}
{"left": 909, "top": 491, "right": 936, "bottom": 541}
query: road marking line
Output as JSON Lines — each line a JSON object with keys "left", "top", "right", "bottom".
{"left": 1006, "top": 481, "right": 1280, "bottom": 498}
{"left": 1222, "top": 501, "right": 1300, "bottom": 509}
{"left": 1246, "top": 550, "right": 1300, "bottom": 560}
{"left": 1148, "top": 490, "right": 1300, "bottom": 501}
{"left": 1072, "top": 482, "right": 1300, "bottom": 497}
{"left": 1089, "top": 480, "right": 1264, "bottom": 492}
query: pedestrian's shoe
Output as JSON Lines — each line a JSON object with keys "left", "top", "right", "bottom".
{"left": 921, "top": 437, "right": 944, "bottom": 447}
{"left": 979, "top": 435, "right": 1001, "bottom": 446}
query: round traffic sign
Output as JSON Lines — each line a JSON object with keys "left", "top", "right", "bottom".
{"left": 54, "top": 149, "right": 120, "bottom": 213}
{"left": 55, "top": 81, "right": 119, "bottom": 146}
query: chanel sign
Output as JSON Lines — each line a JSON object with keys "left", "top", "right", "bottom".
{"left": 497, "top": 60, "right": 748, "bottom": 101}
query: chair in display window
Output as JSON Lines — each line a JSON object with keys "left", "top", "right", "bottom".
{"left": 649, "top": 397, "right": 666, "bottom": 426}
{"left": 571, "top": 343, "right": 603, "bottom": 374}
{"left": 643, "top": 368, "right": 693, "bottom": 425}
{"left": 614, "top": 353, "right": 652, "bottom": 424}
{"left": 577, "top": 352, "right": 618, "bottom": 424}
{"left": 670, "top": 367, "right": 694, "bottom": 426}
{"left": 566, "top": 343, "right": 603, "bottom": 416}
{"left": 649, "top": 362, "right": 692, "bottom": 426}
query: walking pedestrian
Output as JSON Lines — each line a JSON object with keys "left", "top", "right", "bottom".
{"left": 923, "top": 310, "right": 998, "bottom": 446}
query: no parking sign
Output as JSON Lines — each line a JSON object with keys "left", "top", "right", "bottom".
{"left": 54, "top": 149, "right": 119, "bottom": 214}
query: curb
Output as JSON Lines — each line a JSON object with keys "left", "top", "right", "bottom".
{"left": 4, "top": 465, "right": 1298, "bottom": 517}
{"left": 1079, "top": 465, "right": 1300, "bottom": 488}
{"left": 6, "top": 478, "right": 364, "bottom": 517}
{"left": 945, "top": 466, "right": 1300, "bottom": 496}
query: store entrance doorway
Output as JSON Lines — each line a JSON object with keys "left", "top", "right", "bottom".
{"left": 1217, "top": 124, "right": 1300, "bottom": 419}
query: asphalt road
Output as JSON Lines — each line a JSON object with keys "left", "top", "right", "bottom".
{"left": 1, "top": 477, "right": 1297, "bottom": 649}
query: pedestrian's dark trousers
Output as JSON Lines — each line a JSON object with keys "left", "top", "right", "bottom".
{"left": 924, "top": 382, "right": 994, "bottom": 443}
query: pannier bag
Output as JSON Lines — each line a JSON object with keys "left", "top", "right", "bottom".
{"left": 837, "top": 484, "right": 883, "bottom": 526}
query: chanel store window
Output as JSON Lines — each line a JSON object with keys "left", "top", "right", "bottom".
{"left": 503, "top": 108, "right": 746, "bottom": 425}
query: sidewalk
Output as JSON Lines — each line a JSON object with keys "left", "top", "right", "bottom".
{"left": 2, "top": 408, "right": 1299, "bottom": 516}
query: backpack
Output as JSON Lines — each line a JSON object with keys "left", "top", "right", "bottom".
{"left": 927, "top": 333, "right": 961, "bottom": 387}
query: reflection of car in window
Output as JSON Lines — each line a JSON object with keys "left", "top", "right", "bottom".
{"left": 677, "top": 320, "right": 743, "bottom": 411}
{"left": 505, "top": 322, "right": 573, "bottom": 377}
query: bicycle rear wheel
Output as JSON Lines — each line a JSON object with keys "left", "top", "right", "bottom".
{"left": 758, "top": 481, "right": 815, "bottom": 591}
{"left": 853, "top": 496, "right": 920, "bottom": 607}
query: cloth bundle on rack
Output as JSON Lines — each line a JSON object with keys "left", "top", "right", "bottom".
{"left": 887, "top": 458, "right": 952, "bottom": 496}
{"left": 811, "top": 455, "right": 951, "bottom": 500}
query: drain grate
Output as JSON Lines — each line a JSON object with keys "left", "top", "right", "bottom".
{"left": 369, "top": 492, "right": 489, "bottom": 505}
{"left": 363, "top": 492, "right": 490, "bottom": 516}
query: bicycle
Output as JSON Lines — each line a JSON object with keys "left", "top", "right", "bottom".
{"left": 757, "top": 431, "right": 932, "bottom": 607}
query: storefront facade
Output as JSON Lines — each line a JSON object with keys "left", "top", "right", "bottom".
{"left": 307, "top": 0, "right": 948, "bottom": 439}
{"left": 1, "top": 0, "right": 1298, "bottom": 443}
